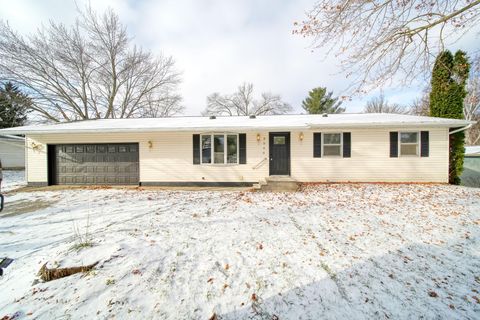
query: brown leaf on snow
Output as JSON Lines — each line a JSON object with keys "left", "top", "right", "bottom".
{"left": 251, "top": 293, "right": 257, "bottom": 301}
{"left": 224, "top": 264, "right": 229, "bottom": 270}
{"left": 428, "top": 291, "right": 438, "bottom": 298}
{"left": 207, "top": 278, "right": 214, "bottom": 283}
{"left": 257, "top": 243, "right": 263, "bottom": 250}
{"left": 132, "top": 269, "right": 141, "bottom": 275}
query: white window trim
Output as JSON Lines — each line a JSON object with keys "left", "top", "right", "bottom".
{"left": 200, "top": 133, "right": 239, "bottom": 165}
{"left": 399, "top": 131, "right": 420, "bottom": 157}
{"left": 322, "top": 132, "right": 343, "bottom": 157}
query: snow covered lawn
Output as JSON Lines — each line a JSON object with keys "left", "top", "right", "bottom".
{"left": 1, "top": 181, "right": 479, "bottom": 319}
{"left": 1, "top": 170, "right": 26, "bottom": 192}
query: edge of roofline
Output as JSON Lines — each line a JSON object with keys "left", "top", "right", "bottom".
{"left": 0, "top": 120, "right": 474, "bottom": 135}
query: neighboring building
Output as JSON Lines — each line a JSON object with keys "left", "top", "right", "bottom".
{"left": 0, "top": 135, "right": 25, "bottom": 169}
{"left": 462, "top": 146, "right": 480, "bottom": 188}
{"left": 0, "top": 114, "right": 473, "bottom": 186}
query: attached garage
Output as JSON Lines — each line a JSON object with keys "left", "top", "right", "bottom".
{"left": 48, "top": 143, "right": 139, "bottom": 185}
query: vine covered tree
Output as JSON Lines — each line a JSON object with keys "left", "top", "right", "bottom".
{"left": 429, "top": 50, "right": 470, "bottom": 184}
{"left": 0, "top": 82, "right": 31, "bottom": 129}
{"left": 203, "top": 83, "right": 291, "bottom": 116}
{"left": 295, "top": 1, "right": 480, "bottom": 93}
{"left": 0, "top": 6, "right": 182, "bottom": 122}
{"left": 302, "top": 87, "right": 344, "bottom": 114}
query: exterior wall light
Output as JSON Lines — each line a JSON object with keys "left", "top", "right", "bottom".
{"left": 256, "top": 133, "right": 261, "bottom": 142}
{"left": 148, "top": 141, "right": 153, "bottom": 149}
{"left": 299, "top": 132, "right": 304, "bottom": 141}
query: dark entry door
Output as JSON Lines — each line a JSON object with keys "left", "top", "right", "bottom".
{"left": 53, "top": 143, "right": 139, "bottom": 185}
{"left": 269, "top": 132, "right": 290, "bottom": 175}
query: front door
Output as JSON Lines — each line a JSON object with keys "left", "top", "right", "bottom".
{"left": 269, "top": 132, "right": 290, "bottom": 175}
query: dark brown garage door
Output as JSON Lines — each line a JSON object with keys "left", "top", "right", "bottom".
{"left": 53, "top": 143, "right": 139, "bottom": 185}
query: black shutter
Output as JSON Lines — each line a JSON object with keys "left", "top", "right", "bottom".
{"left": 193, "top": 134, "right": 200, "bottom": 164}
{"left": 343, "top": 132, "right": 351, "bottom": 158}
{"left": 239, "top": 133, "right": 246, "bottom": 164}
{"left": 390, "top": 132, "right": 398, "bottom": 157}
{"left": 421, "top": 131, "right": 429, "bottom": 157}
{"left": 313, "top": 133, "right": 322, "bottom": 157}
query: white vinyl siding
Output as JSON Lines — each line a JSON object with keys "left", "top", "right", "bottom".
{"left": 290, "top": 127, "right": 448, "bottom": 183}
{"left": 25, "top": 131, "right": 267, "bottom": 184}
{"left": 25, "top": 127, "right": 449, "bottom": 184}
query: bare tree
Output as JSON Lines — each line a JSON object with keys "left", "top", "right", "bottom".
{"left": 465, "top": 56, "right": 480, "bottom": 145}
{"left": 203, "top": 83, "right": 291, "bottom": 116}
{"left": 294, "top": 1, "right": 480, "bottom": 94}
{"left": 364, "top": 94, "right": 407, "bottom": 114}
{"left": 0, "top": 6, "right": 183, "bottom": 122}
{"left": 409, "top": 88, "right": 430, "bottom": 116}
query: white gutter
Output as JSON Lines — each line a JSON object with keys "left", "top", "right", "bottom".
{"left": 0, "top": 123, "right": 474, "bottom": 135}
{"left": 449, "top": 123, "right": 473, "bottom": 135}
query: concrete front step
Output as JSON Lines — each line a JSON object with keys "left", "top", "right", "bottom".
{"left": 253, "top": 176, "right": 299, "bottom": 192}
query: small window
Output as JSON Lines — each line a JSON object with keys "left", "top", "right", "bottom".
{"left": 274, "top": 136, "right": 285, "bottom": 144}
{"left": 108, "top": 146, "right": 116, "bottom": 153}
{"left": 130, "top": 145, "right": 138, "bottom": 152}
{"left": 400, "top": 132, "right": 419, "bottom": 156}
{"left": 75, "top": 146, "right": 84, "bottom": 153}
{"left": 201, "top": 135, "right": 212, "bottom": 163}
{"left": 97, "top": 145, "right": 106, "bottom": 153}
{"left": 227, "top": 135, "right": 238, "bottom": 164}
{"left": 86, "top": 145, "right": 95, "bottom": 153}
{"left": 65, "top": 146, "right": 74, "bottom": 153}
{"left": 118, "top": 146, "right": 128, "bottom": 153}
{"left": 323, "top": 133, "right": 342, "bottom": 156}
{"left": 214, "top": 135, "right": 225, "bottom": 164}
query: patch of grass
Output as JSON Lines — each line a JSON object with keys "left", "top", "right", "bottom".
{"left": 321, "top": 262, "right": 337, "bottom": 280}
{"left": 70, "top": 241, "right": 94, "bottom": 251}
{"left": 70, "top": 212, "right": 94, "bottom": 251}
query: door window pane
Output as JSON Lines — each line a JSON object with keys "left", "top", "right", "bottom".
{"left": 274, "top": 136, "right": 285, "bottom": 144}
{"left": 214, "top": 135, "right": 225, "bottom": 164}
{"left": 227, "top": 135, "right": 237, "bottom": 163}
{"left": 201, "top": 135, "right": 212, "bottom": 163}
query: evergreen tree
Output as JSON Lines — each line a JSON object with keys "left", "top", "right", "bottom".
{"left": 429, "top": 50, "right": 470, "bottom": 184}
{"left": 0, "top": 82, "right": 31, "bottom": 129}
{"left": 302, "top": 87, "right": 345, "bottom": 114}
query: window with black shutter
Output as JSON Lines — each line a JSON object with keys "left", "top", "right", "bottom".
{"left": 421, "top": 131, "right": 429, "bottom": 157}
{"left": 343, "top": 132, "right": 351, "bottom": 158}
{"left": 313, "top": 133, "right": 322, "bottom": 157}
{"left": 239, "top": 133, "right": 246, "bottom": 164}
{"left": 193, "top": 134, "right": 200, "bottom": 164}
{"left": 390, "top": 132, "right": 398, "bottom": 157}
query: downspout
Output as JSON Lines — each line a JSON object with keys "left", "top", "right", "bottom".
{"left": 449, "top": 124, "right": 473, "bottom": 135}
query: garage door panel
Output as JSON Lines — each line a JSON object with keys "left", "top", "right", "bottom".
{"left": 54, "top": 143, "right": 139, "bottom": 185}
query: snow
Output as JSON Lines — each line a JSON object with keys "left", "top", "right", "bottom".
{"left": 1, "top": 183, "right": 479, "bottom": 319}
{"left": 0, "top": 113, "right": 473, "bottom": 135}
{"left": 1, "top": 170, "right": 26, "bottom": 192}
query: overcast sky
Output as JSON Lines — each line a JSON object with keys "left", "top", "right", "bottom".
{"left": 1, "top": 0, "right": 478, "bottom": 115}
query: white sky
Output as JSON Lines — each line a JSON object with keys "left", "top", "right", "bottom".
{"left": 0, "top": 0, "right": 478, "bottom": 115}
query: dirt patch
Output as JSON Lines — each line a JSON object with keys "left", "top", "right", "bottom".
{"left": 0, "top": 199, "right": 57, "bottom": 218}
